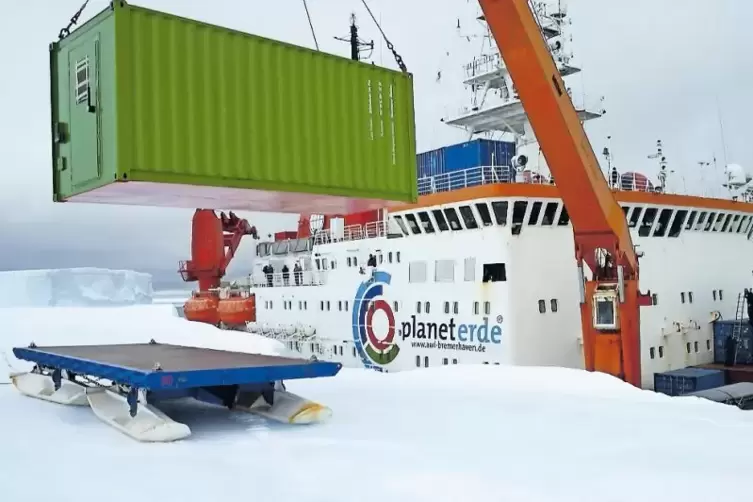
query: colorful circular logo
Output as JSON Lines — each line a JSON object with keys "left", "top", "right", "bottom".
{"left": 352, "top": 270, "right": 400, "bottom": 366}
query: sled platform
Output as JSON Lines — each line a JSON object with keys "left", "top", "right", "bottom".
{"left": 11, "top": 341, "right": 342, "bottom": 442}
{"left": 12, "top": 341, "right": 341, "bottom": 390}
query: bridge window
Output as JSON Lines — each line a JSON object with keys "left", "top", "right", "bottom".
{"left": 686, "top": 342, "right": 692, "bottom": 354}
{"left": 722, "top": 214, "right": 733, "bottom": 232}
{"left": 730, "top": 214, "right": 741, "bottom": 232}
{"left": 681, "top": 292, "right": 686, "bottom": 304}
{"left": 444, "top": 301, "right": 450, "bottom": 314}
{"left": 694, "top": 211, "right": 707, "bottom": 230}
{"left": 475, "top": 203, "right": 493, "bottom": 226}
{"left": 416, "top": 301, "right": 422, "bottom": 314}
{"left": 706, "top": 340, "right": 711, "bottom": 351}
{"left": 694, "top": 341, "right": 699, "bottom": 353}
{"left": 396, "top": 251, "right": 401, "bottom": 262}
{"left": 458, "top": 205, "right": 479, "bottom": 229}
{"left": 713, "top": 213, "right": 725, "bottom": 232}
{"left": 653, "top": 209, "right": 673, "bottom": 237}
{"left": 749, "top": 222, "right": 753, "bottom": 240}
{"left": 719, "top": 290, "right": 724, "bottom": 301}
{"left": 482, "top": 263, "right": 507, "bottom": 282}
{"left": 347, "top": 257, "right": 352, "bottom": 267}
{"left": 557, "top": 205, "right": 570, "bottom": 226}
{"left": 742, "top": 216, "right": 752, "bottom": 234}
{"left": 415, "top": 355, "right": 420, "bottom": 368}
{"left": 326, "top": 301, "right": 331, "bottom": 311}
{"left": 404, "top": 213, "right": 421, "bottom": 234}
{"left": 442, "top": 358, "right": 449, "bottom": 365}
{"left": 538, "top": 300, "right": 546, "bottom": 313}
{"left": 424, "top": 356, "right": 429, "bottom": 368}
{"left": 649, "top": 347, "right": 655, "bottom": 359}
{"left": 352, "top": 347, "right": 356, "bottom": 357}
{"left": 668, "top": 210, "right": 687, "bottom": 237}
{"left": 731, "top": 215, "right": 748, "bottom": 234}
{"left": 453, "top": 302, "right": 459, "bottom": 314}
{"left": 452, "top": 358, "right": 458, "bottom": 364}
{"left": 392, "top": 215, "right": 409, "bottom": 235}
{"left": 425, "top": 302, "right": 431, "bottom": 314}
{"left": 550, "top": 299, "right": 558, "bottom": 312}
{"left": 688, "top": 292, "right": 694, "bottom": 303}
{"left": 704, "top": 212, "right": 716, "bottom": 231}
{"left": 417, "top": 211, "right": 435, "bottom": 233}
{"left": 685, "top": 211, "right": 697, "bottom": 230}
{"left": 658, "top": 346, "right": 664, "bottom": 358}
{"left": 491, "top": 201, "right": 508, "bottom": 225}
{"left": 542, "top": 202, "right": 558, "bottom": 225}
{"left": 443, "top": 208, "right": 463, "bottom": 230}
{"left": 639, "top": 208, "right": 657, "bottom": 237}
{"left": 473, "top": 302, "right": 480, "bottom": 315}
{"left": 484, "top": 301, "right": 491, "bottom": 315}
{"left": 388, "top": 252, "right": 393, "bottom": 263}
{"left": 431, "top": 209, "right": 450, "bottom": 231}
{"left": 512, "top": 201, "right": 527, "bottom": 234}
{"left": 628, "top": 207, "right": 643, "bottom": 228}
{"left": 528, "top": 201, "right": 543, "bottom": 225}
{"left": 338, "top": 301, "right": 343, "bottom": 311}
{"left": 393, "top": 301, "right": 400, "bottom": 312}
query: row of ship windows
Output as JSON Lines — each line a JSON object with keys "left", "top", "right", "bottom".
{"left": 624, "top": 206, "right": 753, "bottom": 238}
{"left": 649, "top": 339, "right": 711, "bottom": 360}
{"left": 291, "top": 339, "right": 712, "bottom": 367}
{"left": 390, "top": 199, "right": 753, "bottom": 239}
{"left": 265, "top": 289, "right": 724, "bottom": 313}
{"left": 391, "top": 200, "right": 569, "bottom": 237}
{"left": 266, "top": 299, "right": 495, "bottom": 315}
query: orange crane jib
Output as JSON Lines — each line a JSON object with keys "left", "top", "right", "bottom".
{"left": 478, "top": 0, "right": 652, "bottom": 387}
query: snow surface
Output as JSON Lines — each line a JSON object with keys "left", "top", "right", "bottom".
{"left": 2, "top": 303, "right": 753, "bottom": 502}
{"left": 0, "top": 268, "right": 153, "bottom": 307}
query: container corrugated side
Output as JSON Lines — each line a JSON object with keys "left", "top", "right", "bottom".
{"left": 654, "top": 368, "right": 725, "bottom": 396}
{"left": 478, "top": 139, "right": 516, "bottom": 167}
{"left": 417, "top": 148, "right": 446, "bottom": 178}
{"left": 51, "top": 1, "right": 417, "bottom": 207}
{"left": 713, "top": 320, "right": 753, "bottom": 365}
{"left": 115, "top": 2, "right": 417, "bottom": 202}
{"left": 444, "top": 141, "right": 481, "bottom": 173}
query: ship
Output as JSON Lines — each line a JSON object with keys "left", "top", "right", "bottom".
{"left": 222, "top": 1, "right": 753, "bottom": 390}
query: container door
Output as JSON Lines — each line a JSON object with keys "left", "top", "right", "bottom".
{"left": 67, "top": 37, "right": 101, "bottom": 188}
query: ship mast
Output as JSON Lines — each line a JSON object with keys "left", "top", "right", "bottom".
{"left": 444, "top": 0, "right": 604, "bottom": 180}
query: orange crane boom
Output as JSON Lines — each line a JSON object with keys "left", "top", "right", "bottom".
{"left": 478, "top": 0, "right": 652, "bottom": 387}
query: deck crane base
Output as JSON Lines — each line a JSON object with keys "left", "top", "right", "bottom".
{"left": 11, "top": 341, "right": 341, "bottom": 442}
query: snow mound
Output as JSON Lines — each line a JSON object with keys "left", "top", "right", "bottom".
{"left": 0, "top": 268, "right": 153, "bottom": 308}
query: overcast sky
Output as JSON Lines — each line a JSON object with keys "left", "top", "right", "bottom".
{"left": 0, "top": 0, "right": 750, "bottom": 287}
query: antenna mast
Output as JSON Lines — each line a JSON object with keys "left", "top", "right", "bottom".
{"left": 334, "top": 13, "right": 374, "bottom": 61}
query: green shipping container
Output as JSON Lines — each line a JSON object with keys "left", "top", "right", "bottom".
{"left": 50, "top": 1, "right": 417, "bottom": 213}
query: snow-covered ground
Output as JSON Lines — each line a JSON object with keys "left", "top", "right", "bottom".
{"left": 2, "top": 270, "right": 753, "bottom": 501}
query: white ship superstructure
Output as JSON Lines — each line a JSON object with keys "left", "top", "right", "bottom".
{"left": 244, "top": 1, "right": 753, "bottom": 389}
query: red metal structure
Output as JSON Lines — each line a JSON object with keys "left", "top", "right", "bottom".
{"left": 478, "top": 0, "right": 652, "bottom": 387}
{"left": 179, "top": 209, "right": 259, "bottom": 327}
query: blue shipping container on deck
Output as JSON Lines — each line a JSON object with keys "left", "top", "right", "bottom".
{"left": 443, "top": 139, "right": 516, "bottom": 173}
{"left": 654, "top": 368, "right": 725, "bottom": 396}
{"left": 417, "top": 148, "right": 446, "bottom": 179}
{"left": 712, "top": 319, "right": 753, "bottom": 365}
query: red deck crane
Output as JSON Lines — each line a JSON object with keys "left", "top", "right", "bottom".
{"left": 178, "top": 209, "right": 259, "bottom": 328}
{"left": 477, "top": 0, "right": 652, "bottom": 387}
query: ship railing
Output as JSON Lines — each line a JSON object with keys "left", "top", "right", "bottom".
{"left": 418, "top": 165, "right": 512, "bottom": 195}
{"left": 417, "top": 165, "right": 667, "bottom": 195}
{"left": 247, "top": 270, "right": 328, "bottom": 288}
{"left": 313, "top": 220, "right": 387, "bottom": 245}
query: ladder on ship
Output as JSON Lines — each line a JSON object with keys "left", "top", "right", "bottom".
{"left": 732, "top": 292, "right": 747, "bottom": 364}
